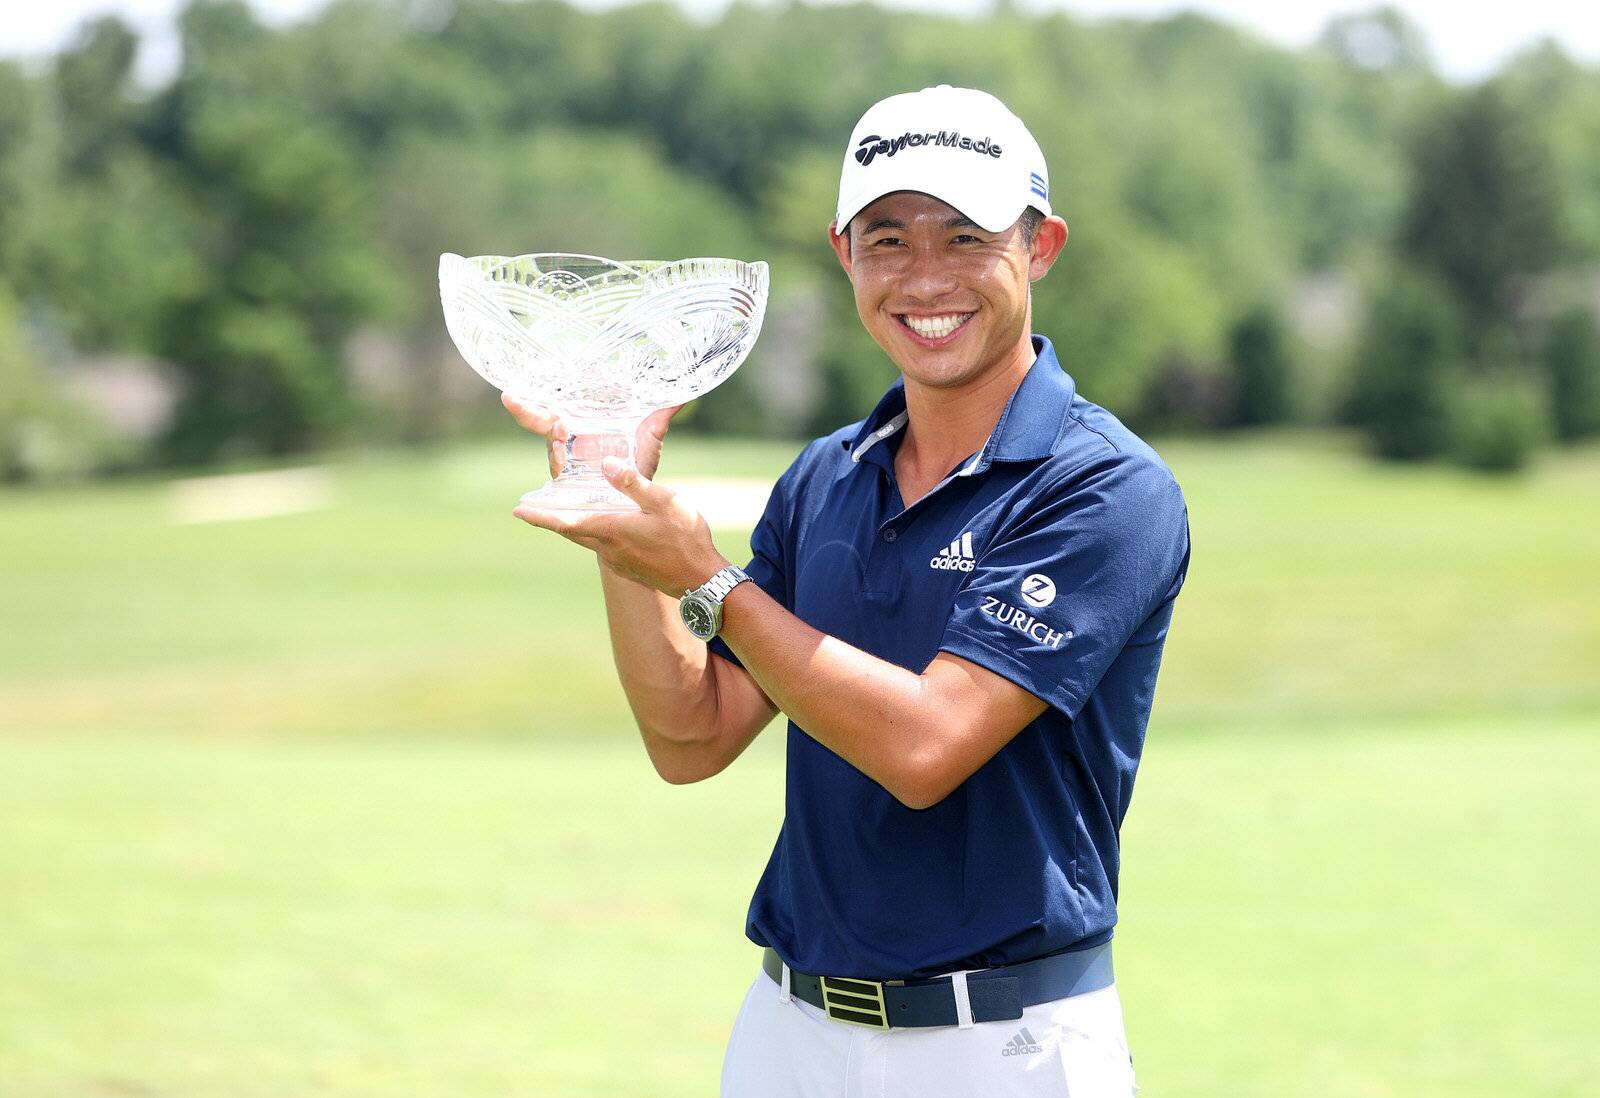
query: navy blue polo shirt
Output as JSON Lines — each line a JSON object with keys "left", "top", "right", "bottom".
{"left": 715, "top": 336, "right": 1189, "bottom": 981}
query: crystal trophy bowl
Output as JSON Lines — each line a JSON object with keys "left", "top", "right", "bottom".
{"left": 439, "top": 252, "right": 769, "bottom": 511}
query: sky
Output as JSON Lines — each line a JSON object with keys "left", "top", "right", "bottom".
{"left": 2, "top": 0, "right": 1597, "bottom": 84}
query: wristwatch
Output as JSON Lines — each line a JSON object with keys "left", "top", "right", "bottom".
{"left": 678, "top": 565, "right": 750, "bottom": 641}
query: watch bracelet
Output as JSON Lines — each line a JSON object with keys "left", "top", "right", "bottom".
{"left": 696, "top": 564, "right": 749, "bottom": 602}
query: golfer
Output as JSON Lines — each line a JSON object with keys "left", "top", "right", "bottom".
{"left": 510, "top": 84, "right": 1190, "bottom": 1097}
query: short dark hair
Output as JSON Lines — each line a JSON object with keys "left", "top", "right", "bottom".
{"left": 1019, "top": 207, "right": 1045, "bottom": 249}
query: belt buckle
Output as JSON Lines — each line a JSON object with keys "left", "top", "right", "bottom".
{"left": 819, "top": 976, "right": 890, "bottom": 1028}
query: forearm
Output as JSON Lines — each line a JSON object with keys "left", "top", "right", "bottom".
{"left": 599, "top": 561, "right": 772, "bottom": 783}
{"left": 719, "top": 584, "right": 1041, "bottom": 809}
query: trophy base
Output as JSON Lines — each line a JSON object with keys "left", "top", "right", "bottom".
{"left": 518, "top": 473, "right": 637, "bottom": 513}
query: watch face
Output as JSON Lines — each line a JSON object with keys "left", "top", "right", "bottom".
{"left": 681, "top": 596, "right": 718, "bottom": 640}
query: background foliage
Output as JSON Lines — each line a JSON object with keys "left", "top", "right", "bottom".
{"left": 2, "top": 0, "right": 1598, "bottom": 475}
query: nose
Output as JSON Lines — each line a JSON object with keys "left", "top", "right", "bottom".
{"left": 898, "top": 243, "right": 960, "bottom": 302}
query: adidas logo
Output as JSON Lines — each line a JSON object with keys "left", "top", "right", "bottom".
{"left": 1002, "top": 1027, "right": 1044, "bottom": 1057}
{"left": 930, "top": 531, "right": 976, "bottom": 571}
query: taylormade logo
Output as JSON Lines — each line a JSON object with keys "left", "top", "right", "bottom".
{"left": 855, "top": 130, "right": 1004, "bottom": 167}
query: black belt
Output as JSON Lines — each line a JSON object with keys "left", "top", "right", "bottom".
{"left": 761, "top": 943, "right": 1113, "bottom": 1029}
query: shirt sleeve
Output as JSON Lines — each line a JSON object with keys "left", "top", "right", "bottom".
{"left": 938, "top": 451, "right": 1190, "bottom": 720}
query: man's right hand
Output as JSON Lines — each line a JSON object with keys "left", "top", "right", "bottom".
{"left": 501, "top": 395, "right": 679, "bottom": 480}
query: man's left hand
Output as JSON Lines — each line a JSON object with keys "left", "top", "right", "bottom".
{"left": 513, "top": 456, "right": 727, "bottom": 597}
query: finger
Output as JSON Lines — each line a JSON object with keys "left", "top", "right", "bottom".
{"left": 501, "top": 395, "right": 571, "bottom": 475}
{"left": 511, "top": 501, "right": 567, "bottom": 532}
{"left": 502, "top": 394, "right": 563, "bottom": 437}
{"left": 641, "top": 406, "right": 681, "bottom": 440}
{"left": 628, "top": 407, "right": 678, "bottom": 479}
{"left": 600, "top": 456, "right": 663, "bottom": 508}
{"left": 511, "top": 503, "right": 607, "bottom": 546}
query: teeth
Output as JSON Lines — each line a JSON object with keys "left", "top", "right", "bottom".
{"left": 903, "top": 313, "right": 971, "bottom": 339}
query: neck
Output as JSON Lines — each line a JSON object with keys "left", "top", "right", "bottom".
{"left": 895, "top": 338, "right": 1035, "bottom": 503}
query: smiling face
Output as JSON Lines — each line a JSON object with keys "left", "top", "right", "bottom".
{"left": 830, "top": 191, "right": 1066, "bottom": 398}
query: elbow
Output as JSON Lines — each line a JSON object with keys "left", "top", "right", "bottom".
{"left": 878, "top": 720, "right": 993, "bottom": 809}
{"left": 638, "top": 723, "right": 737, "bottom": 786}
{"left": 649, "top": 752, "right": 723, "bottom": 786}
{"left": 890, "top": 782, "right": 958, "bottom": 812}
{"left": 655, "top": 764, "right": 712, "bottom": 786}
{"left": 891, "top": 787, "right": 944, "bottom": 812}
{"left": 883, "top": 756, "right": 965, "bottom": 811}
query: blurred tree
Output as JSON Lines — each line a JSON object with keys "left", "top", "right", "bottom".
{"left": 1226, "top": 304, "right": 1295, "bottom": 426}
{"left": 0, "top": 281, "right": 111, "bottom": 479}
{"left": 1041, "top": 206, "right": 1223, "bottom": 418}
{"left": 1543, "top": 305, "right": 1600, "bottom": 442}
{"left": 26, "top": 152, "right": 205, "bottom": 350}
{"left": 169, "top": 0, "right": 270, "bottom": 96}
{"left": 1475, "top": 45, "right": 1600, "bottom": 450}
{"left": 279, "top": 0, "right": 505, "bottom": 154}
{"left": 0, "top": 63, "right": 48, "bottom": 281}
{"left": 1447, "top": 369, "right": 1551, "bottom": 473}
{"left": 155, "top": 103, "right": 395, "bottom": 461}
{"left": 1252, "top": 54, "right": 1414, "bottom": 271}
{"left": 433, "top": 0, "right": 617, "bottom": 131}
{"left": 1496, "top": 43, "right": 1600, "bottom": 264}
{"left": 147, "top": 0, "right": 397, "bottom": 462}
{"left": 52, "top": 16, "right": 141, "bottom": 175}
{"left": 1344, "top": 267, "right": 1461, "bottom": 461}
{"left": 1366, "top": 65, "right": 1595, "bottom": 468}
{"left": 649, "top": 2, "right": 916, "bottom": 203}
{"left": 1105, "top": 14, "right": 1287, "bottom": 299}
{"left": 1398, "top": 81, "right": 1564, "bottom": 348}
{"left": 0, "top": 282, "right": 49, "bottom": 480}
{"left": 4, "top": 19, "right": 208, "bottom": 363}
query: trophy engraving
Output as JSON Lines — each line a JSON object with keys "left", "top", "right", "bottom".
{"left": 439, "top": 252, "right": 769, "bottom": 511}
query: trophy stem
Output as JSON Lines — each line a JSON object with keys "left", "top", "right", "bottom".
{"left": 520, "top": 415, "right": 646, "bottom": 512}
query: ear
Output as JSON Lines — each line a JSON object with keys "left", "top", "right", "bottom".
{"left": 1028, "top": 216, "right": 1069, "bottom": 282}
{"left": 829, "top": 220, "right": 853, "bottom": 274}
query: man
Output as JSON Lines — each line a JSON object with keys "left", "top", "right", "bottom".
{"left": 508, "top": 85, "right": 1189, "bottom": 1097}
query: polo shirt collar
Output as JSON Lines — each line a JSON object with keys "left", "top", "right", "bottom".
{"left": 844, "top": 336, "right": 1077, "bottom": 473}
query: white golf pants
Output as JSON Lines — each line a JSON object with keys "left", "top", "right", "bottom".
{"left": 719, "top": 967, "right": 1137, "bottom": 1097}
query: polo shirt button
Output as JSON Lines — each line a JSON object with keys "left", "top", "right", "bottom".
{"left": 882, "top": 528, "right": 898, "bottom": 543}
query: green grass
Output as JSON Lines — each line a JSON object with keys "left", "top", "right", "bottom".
{"left": 0, "top": 735, "right": 784, "bottom": 1098}
{"left": 1119, "top": 713, "right": 1599, "bottom": 1098}
{"left": 2, "top": 722, "right": 1593, "bottom": 1097}
{"left": 1156, "top": 431, "right": 1600, "bottom": 724}
{"left": 2, "top": 431, "right": 1597, "bottom": 1096}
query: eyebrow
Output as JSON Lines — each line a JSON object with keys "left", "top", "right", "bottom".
{"left": 857, "top": 213, "right": 982, "bottom": 237}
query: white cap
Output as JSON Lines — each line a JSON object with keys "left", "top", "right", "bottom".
{"left": 836, "top": 85, "right": 1051, "bottom": 234}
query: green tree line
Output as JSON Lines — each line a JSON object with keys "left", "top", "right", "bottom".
{"left": 2, "top": 0, "right": 1598, "bottom": 476}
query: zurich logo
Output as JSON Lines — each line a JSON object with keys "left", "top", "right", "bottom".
{"left": 1020, "top": 574, "right": 1056, "bottom": 608}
